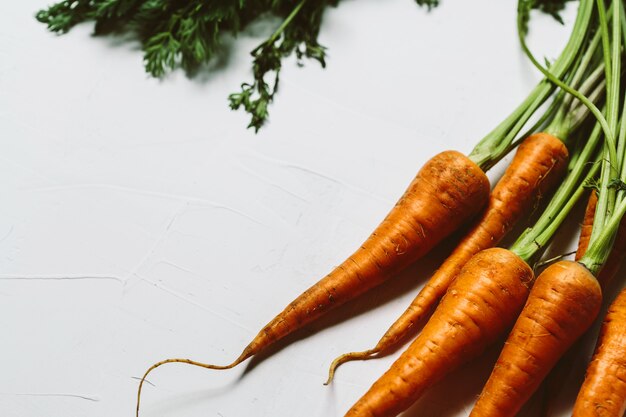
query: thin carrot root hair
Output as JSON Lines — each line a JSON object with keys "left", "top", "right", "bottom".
{"left": 469, "top": 260, "right": 602, "bottom": 417}
{"left": 326, "top": 133, "right": 568, "bottom": 384}
{"left": 136, "top": 353, "right": 249, "bottom": 417}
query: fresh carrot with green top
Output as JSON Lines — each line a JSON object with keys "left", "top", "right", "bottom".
{"left": 134, "top": 1, "right": 597, "bottom": 413}
{"left": 342, "top": 5, "right": 610, "bottom": 411}
{"left": 326, "top": 4, "right": 609, "bottom": 381}
{"left": 469, "top": 3, "right": 624, "bottom": 414}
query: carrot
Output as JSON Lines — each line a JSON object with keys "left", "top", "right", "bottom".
{"left": 576, "top": 190, "right": 599, "bottom": 260}
{"left": 572, "top": 288, "right": 626, "bottom": 417}
{"left": 327, "top": 133, "right": 568, "bottom": 381}
{"left": 135, "top": 150, "right": 490, "bottom": 414}
{"left": 540, "top": 190, "right": 626, "bottom": 417}
{"left": 468, "top": 261, "right": 602, "bottom": 417}
{"left": 343, "top": 248, "right": 534, "bottom": 417}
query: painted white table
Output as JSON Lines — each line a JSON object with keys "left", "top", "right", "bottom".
{"left": 1, "top": 1, "right": 605, "bottom": 416}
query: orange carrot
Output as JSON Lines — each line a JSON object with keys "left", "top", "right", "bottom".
{"left": 538, "top": 190, "right": 598, "bottom": 417}
{"left": 572, "top": 288, "right": 626, "bottom": 417}
{"left": 540, "top": 191, "right": 626, "bottom": 417}
{"left": 576, "top": 191, "right": 598, "bottom": 260}
{"left": 327, "top": 133, "right": 568, "bottom": 381}
{"left": 136, "top": 150, "right": 490, "bottom": 415}
{"left": 343, "top": 248, "right": 534, "bottom": 417}
{"left": 469, "top": 260, "right": 602, "bottom": 417}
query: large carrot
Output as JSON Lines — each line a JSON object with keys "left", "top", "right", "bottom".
{"left": 327, "top": 133, "right": 568, "bottom": 381}
{"left": 468, "top": 261, "right": 602, "bottom": 417}
{"left": 343, "top": 247, "right": 535, "bottom": 417}
{"left": 540, "top": 190, "right": 626, "bottom": 417}
{"left": 572, "top": 288, "right": 626, "bottom": 417}
{"left": 135, "top": 150, "right": 490, "bottom": 413}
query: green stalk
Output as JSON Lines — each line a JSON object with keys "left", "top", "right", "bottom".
{"left": 518, "top": 16, "right": 614, "bottom": 152}
{"left": 251, "top": 0, "right": 307, "bottom": 55}
{"left": 589, "top": 0, "right": 621, "bottom": 247}
{"left": 545, "top": 28, "right": 603, "bottom": 139}
{"left": 580, "top": 192, "right": 626, "bottom": 274}
{"left": 468, "top": 0, "right": 595, "bottom": 171}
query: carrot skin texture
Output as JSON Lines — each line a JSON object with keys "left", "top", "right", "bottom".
{"left": 573, "top": 288, "right": 626, "bottom": 417}
{"left": 367, "top": 133, "right": 568, "bottom": 355}
{"left": 541, "top": 192, "right": 624, "bottom": 417}
{"left": 469, "top": 261, "right": 602, "bottom": 417}
{"left": 239, "top": 151, "right": 490, "bottom": 361}
{"left": 344, "top": 248, "right": 534, "bottom": 417}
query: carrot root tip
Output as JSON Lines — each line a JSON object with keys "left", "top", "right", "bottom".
{"left": 324, "top": 349, "right": 378, "bottom": 385}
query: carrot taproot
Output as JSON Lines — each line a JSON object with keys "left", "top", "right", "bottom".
{"left": 538, "top": 190, "right": 598, "bottom": 417}
{"left": 572, "top": 287, "right": 626, "bottom": 417}
{"left": 577, "top": 190, "right": 599, "bottom": 260}
{"left": 343, "top": 247, "right": 534, "bottom": 417}
{"left": 135, "top": 150, "right": 490, "bottom": 415}
{"left": 327, "top": 133, "right": 568, "bottom": 381}
{"left": 468, "top": 260, "right": 602, "bottom": 417}
{"left": 540, "top": 191, "right": 626, "bottom": 417}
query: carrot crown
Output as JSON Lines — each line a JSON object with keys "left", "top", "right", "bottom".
{"left": 579, "top": 0, "right": 624, "bottom": 275}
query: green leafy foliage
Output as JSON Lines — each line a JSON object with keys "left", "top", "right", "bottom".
{"left": 36, "top": 0, "right": 437, "bottom": 130}
{"left": 518, "top": 0, "right": 575, "bottom": 38}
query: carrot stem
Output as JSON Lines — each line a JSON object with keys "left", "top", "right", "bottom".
{"left": 468, "top": 0, "right": 595, "bottom": 171}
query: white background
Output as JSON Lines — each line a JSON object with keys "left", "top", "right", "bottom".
{"left": 2, "top": 1, "right": 622, "bottom": 416}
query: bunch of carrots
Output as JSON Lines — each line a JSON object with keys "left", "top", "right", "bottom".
{"left": 130, "top": 0, "right": 626, "bottom": 416}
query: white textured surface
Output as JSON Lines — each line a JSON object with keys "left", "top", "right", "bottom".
{"left": 1, "top": 1, "right": 609, "bottom": 417}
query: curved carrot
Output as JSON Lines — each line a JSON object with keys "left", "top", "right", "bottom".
{"left": 136, "top": 151, "right": 490, "bottom": 415}
{"left": 572, "top": 288, "right": 626, "bottom": 417}
{"left": 469, "top": 260, "right": 602, "bottom": 417}
{"left": 576, "top": 190, "right": 598, "bottom": 260}
{"left": 327, "top": 133, "right": 568, "bottom": 381}
{"left": 343, "top": 248, "right": 534, "bottom": 417}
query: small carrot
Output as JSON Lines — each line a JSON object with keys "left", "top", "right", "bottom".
{"left": 572, "top": 288, "right": 626, "bottom": 417}
{"left": 343, "top": 248, "right": 535, "bottom": 417}
{"left": 468, "top": 261, "right": 602, "bottom": 417}
{"left": 135, "top": 150, "right": 490, "bottom": 414}
{"left": 326, "top": 133, "right": 568, "bottom": 381}
{"left": 576, "top": 190, "right": 599, "bottom": 260}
